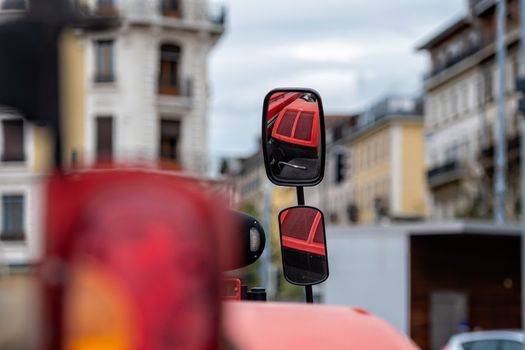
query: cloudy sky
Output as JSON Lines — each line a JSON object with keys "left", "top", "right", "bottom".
{"left": 208, "top": 0, "right": 464, "bottom": 169}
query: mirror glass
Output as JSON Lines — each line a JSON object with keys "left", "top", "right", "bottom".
{"left": 278, "top": 206, "right": 328, "bottom": 285}
{"left": 264, "top": 90, "right": 323, "bottom": 184}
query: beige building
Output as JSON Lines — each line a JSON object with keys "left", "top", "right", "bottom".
{"left": 344, "top": 97, "right": 426, "bottom": 225}
{"left": 418, "top": 0, "right": 521, "bottom": 220}
{"left": 305, "top": 97, "right": 426, "bottom": 226}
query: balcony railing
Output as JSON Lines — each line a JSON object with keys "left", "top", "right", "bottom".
{"left": 0, "top": 231, "right": 25, "bottom": 242}
{"left": 425, "top": 42, "right": 483, "bottom": 80}
{"left": 209, "top": 5, "right": 226, "bottom": 25}
{"left": 469, "top": 0, "right": 496, "bottom": 15}
{"left": 94, "top": 74, "right": 115, "bottom": 84}
{"left": 427, "top": 160, "right": 467, "bottom": 189}
{"left": 479, "top": 135, "right": 521, "bottom": 171}
{"left": 158, "top": 77, "right": 193, "bottom": 98}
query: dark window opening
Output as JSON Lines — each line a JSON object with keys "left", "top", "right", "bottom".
{"left": 160, "top": 119, "right": 181, "bottom": 161}
{"left": 159, "top": 44, "right": 181, "bottom": 95}
{"left": 1, "top": 195, "right": 24, "bottom": 241}
{"left": 161, "top": 0, "right": 180, "bottom": 18}
{"left": 335, "top": 152, "right": 345, "bottom": 184}
{"left": 96, "top": 0, "right": 116, "bottom": 15}
{"left": 2, "top": 119, "right": 25, "bottom": 162}
{"left": 1, "top": 0, "right": 26, "bottom": 10}
{"left": 95, "top": 40, "right": 115, "bottom": 83}
{"left": 96, "top": 116, "right": 113, "bottom": 160}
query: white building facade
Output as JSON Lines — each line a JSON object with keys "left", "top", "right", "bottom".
{"left": 419, "top": 0, "right": 521, "bottom": 220}
{"left": 84, "top": 0, "right": 224, "bottom": 174}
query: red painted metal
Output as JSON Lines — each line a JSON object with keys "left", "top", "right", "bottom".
{"left": 223, "top": 278, "right": 242, "bottom": 301}
{"left": 224, "top": 302, "right": 420, "bottom": 350}
{"left": 41, "top": 168, "right": 236, "bottom": 350}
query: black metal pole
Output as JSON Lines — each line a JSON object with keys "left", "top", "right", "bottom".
{"left": 296, "top": 186, "right": 305, "bottom": 206}
{"left": 296, "top": 186, "right": 313, "bottom": 303}
{"left": 305, "top": 285, "right": 313, "bottom": 304}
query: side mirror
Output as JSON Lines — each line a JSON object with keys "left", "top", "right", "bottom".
{"left": 262, "top": 88, "right": 325, "bottom": 186}
{"left": 278, "top": 206, "right": 328, "bottom": 286}
{"left": 224, "top": 211, "right": 266, "bottom": 271}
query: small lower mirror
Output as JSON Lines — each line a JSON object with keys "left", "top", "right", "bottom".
{"left": 278, "top": 206, "right": 328, "bottom": 286}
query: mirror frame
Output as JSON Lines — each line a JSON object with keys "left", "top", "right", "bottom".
{"left": 261, "top": 87, "right": 326, "bottom": 187}
{"left": 278, "top": 205, "right": 329, "bottom": 286}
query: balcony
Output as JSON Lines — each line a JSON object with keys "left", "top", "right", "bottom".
{"left": 157, "top": 77, "right": 193, "bottom": 112}
{"left": 209, "top": 4, "right": 226, "bottom": 26}
{"left": 479, "top": 135, "right": 521, "bottom": 173}
{"left": 425, "top": 42, "right": 483, "bottom": 80}
{"left": 469, "top": 0, "right": 496, "bottom": 16}
{"left": 427, "top": 160, "right": 467, "bottom": 189}
{"left": 0, "top": 231, "right": 25, "bottom": 242}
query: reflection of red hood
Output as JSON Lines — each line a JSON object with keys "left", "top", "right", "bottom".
{"left": 280, "top": 209, "right": 325, "bottom": 256}
{"left": 267, "top": 92, "right": 300, "bottom": 120}
{"left": 271, "top": 99, "right": 320, "bottom": 149}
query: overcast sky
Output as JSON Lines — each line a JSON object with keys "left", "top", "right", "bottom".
{"left": 208, "top": 0, "right": 464, "bottom": 170}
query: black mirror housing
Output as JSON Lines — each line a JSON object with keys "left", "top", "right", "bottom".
{"left": 261, "top": 88, "right": 326, "bottom": 187}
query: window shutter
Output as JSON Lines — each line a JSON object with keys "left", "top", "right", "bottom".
{"left": 96, "top": 117, "right": 113, "bottom": 159}
{"left": 2, "top": 119, "right": 24, "bottom": 162}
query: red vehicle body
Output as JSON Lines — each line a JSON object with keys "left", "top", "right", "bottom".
{"left": 224, "top": 302, "right": 419, "bottom": 350}
{"left": 41, "top": 169, "right": 236, "bottom": 350}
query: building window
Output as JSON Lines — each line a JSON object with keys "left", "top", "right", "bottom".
{"left": 1, "top": 0, "right": 26, "bottom": 10}
{"left": 96, "top": 116, "right": 113, "bottom": 160}
{"left": 161, "top": 0, "right": 180, "bottom": 18}
{"left": 334, "top": 152, "right": 345, "bottom": 184}
{"left": 94, "top": 40, "right": 115, "bottom": 83}
{"left": 2, "top": 119, "right": 25, "bottom": 162}
{"left": 159, "top": 44, "right": 181, "bottom": 95}
{"left": 1, "top": 195, "right": 24, "bottom": 241}
{"left": 96, "top": 0, "right": 117, "bottom": 15}
{"left": 482, "top": 68, "right": 493, "bottom": 102}
{"left": 160, "top": 119, "right": 181, "bottom": 161}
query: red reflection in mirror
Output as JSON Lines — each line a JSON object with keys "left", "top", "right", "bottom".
{"left": 280, "top": 207, "right": 325, "bottom": 256}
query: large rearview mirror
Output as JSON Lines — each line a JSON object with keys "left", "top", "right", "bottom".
{"left": 262, "top": 88, "right": 325, "bottom": 186}
{"left": 278, "top": 206, "right": 328, "bottom": 286}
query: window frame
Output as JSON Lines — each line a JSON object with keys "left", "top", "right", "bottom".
{"left": 95, "top": 0, "right": 117, "bottom": 15}
{"left": 161, "top": 0, "right": 181, "bottom": 18}
{"left": 159, "top": 44, "right": 182, "bottom": 96}
{"left": 95, "top": 116, "right": 114, "bottom": 161}
{"left": 1, "top": 0, "right": 27, "bottom": 11}
{"left": 1, "top": 194, "right": 25, "bottom": 242}
{"left": 1, "top": 118, "right": 25, "bottom": 163}
{"left": 94, "top": 39, "right": 116, "bottom": 83}
{"left": 159, "top": 118, "right": 181, "bottom": 161}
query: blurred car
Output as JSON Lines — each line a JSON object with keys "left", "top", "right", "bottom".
{"left": 442, "top": 330, "right": 524, "bottom": 350}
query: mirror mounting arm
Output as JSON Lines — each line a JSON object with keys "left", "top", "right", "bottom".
{"left": 305, "top": 285, "right": 313, "bottom": 304}
{"left": 296, "top": 186, "right": 305, "bottom": 206}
